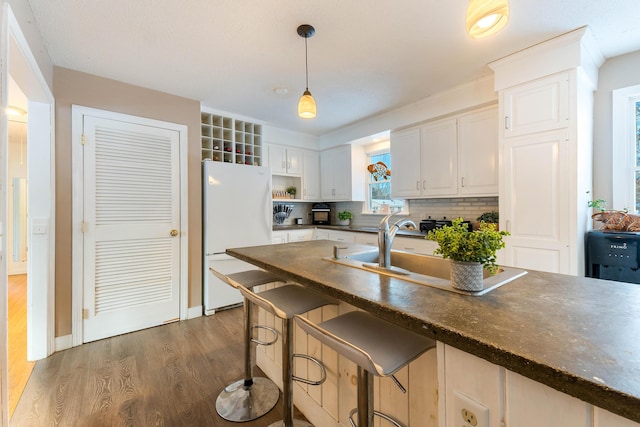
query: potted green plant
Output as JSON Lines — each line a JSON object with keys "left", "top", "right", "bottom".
{"left": 476, "top": 211, "right": 499, "bottom": 228}
{"left": 286, "top": 186, "right": 297, "bottom": 199}
{"left": 337, "top": 210, "right": 353, "bottom": 226}
{"left": 427, "top": 218, "right": 509, "bottom": 291}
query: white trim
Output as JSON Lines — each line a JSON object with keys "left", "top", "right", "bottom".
{"left": 7, "top": 4, "right": 56, "bottom": 361}
{"left": 612, "top": 85, "right": 640, "bottom": 212}
{"left": 187, "top": 305, "right": 202, "bottom": 319}
{"left": 54, "top": 334, "right": 73, "bottom": 352}
{"left": 71, "top": 105, "right": 189, "bottom": 346}
{"left": 0, "top": 6, "right": 9, "bottom": 426}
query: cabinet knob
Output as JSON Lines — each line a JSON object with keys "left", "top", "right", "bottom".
{"left": 170, "top": 229, "right": 179, "bottom": 237}
{"left": 416, "top": 181, "right": 420, "bottom": 190}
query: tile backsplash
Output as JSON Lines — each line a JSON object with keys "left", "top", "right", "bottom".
{"left": 334, "top": 197, "right": 499, "bottom": 228}
{"left": 272, "top": 197, "right": 499, "bottom": 227}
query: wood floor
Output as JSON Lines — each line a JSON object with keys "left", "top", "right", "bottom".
{"left": 11, "top": 307, "right": 306, "bottom": 426}
{"left": 8, "top": 274, "right": 36, "bottom": 419}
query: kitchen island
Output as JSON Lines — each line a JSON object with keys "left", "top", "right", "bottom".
{"left": 227, "top": 240, "right": 640, "bottom": 426}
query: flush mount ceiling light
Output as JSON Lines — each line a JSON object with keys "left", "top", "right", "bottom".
{"left": 466, "top": 0, "right": 509, "bottom": 39}
{"left": 6, "top": 105, "right": 27, "bottom": 116}
{"left": 297, "top": 24, "right": 316, "bottom": 119}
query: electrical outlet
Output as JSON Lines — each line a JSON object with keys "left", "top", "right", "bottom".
{"left": 453, "top": 390, "right": 489, "bottom": 427}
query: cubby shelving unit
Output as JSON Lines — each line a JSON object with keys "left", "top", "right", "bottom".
{"left": 200, "top": 112, "right": 262, "bottom": 166}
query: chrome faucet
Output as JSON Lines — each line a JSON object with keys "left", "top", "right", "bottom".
{"left": 378, "top": 213, "right": 417, "bottom": 268}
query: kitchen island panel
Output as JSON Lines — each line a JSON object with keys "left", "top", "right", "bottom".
{"left": 228, "top": 240, "right": 640, "bottom": 423}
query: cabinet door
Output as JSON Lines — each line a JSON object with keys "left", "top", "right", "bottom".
{"left": 302, "top": 150, "right": 320, "bottom": 200}
{"left": 354, "top": 233, "right": 377, "bottom": 247}
{"left": 287, "top": 229, "right": 314, "bottom": 242}
{"left": 268, "top": 145, "right": 287, "bottom": 174}
{"left": 502, "top": 72, "right": 569, "bottom": 138}
{"left": 286, "top": 148, "right": 303, "bottom": 175}
{"left": 391, "top": 237, "right": 437, "bottom": 255}
{"left": 320, "top": 147, "right": 350, "bottom": 200}
{"left": 390, "top": 128, "right": 422, "bottom": 198}
{"left": 458, "top": 108, "right": 499, "bottom": 196}
{"left": 421, "top": 119, "right": 458, "bottom": 196}
{"left": 272, "top": 231, "right": 287, "bottom": 244}
{"left": 328, "top": 231, "right": 356, "bottom": 243}
{"left": 501, "top": 130, "right": 570, "bottom": 273}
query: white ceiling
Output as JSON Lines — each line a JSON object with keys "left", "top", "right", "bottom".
{"left": 26, "top": 0, "right": 640, "bottom": 136}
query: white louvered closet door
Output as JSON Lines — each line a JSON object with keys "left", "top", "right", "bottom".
{"left": 82, "top": 116, "right": 180, "bottom": 343}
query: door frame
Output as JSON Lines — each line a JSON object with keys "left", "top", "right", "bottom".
{"left": 71, "top": 105, "right": 189, "bottom": 346}
{"left": 1, "top": 3, "right": 56, "bottom": 425}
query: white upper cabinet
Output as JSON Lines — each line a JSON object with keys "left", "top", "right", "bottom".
{"left": 458, "top": 108, "right": 499, "bottom": 196}
{"left": 391, "top": 106, "right": 498, "bottom": 199}
{"left": 302, "top": 150, "right": 320, "bottom": 201}
{"left": 320, "top": 145, "right": 366, "bottom": 201}
{"left": 268, "top": 144, "right": 303, "bottom": 175}
{"left": 502, "top": 72, "right": 569, "bottom": 138}
{"left": 421, "top": 118, "right": 458, "bottom": 196}
{"left": 389, "top": 128, "right": 421, "bottom": 197}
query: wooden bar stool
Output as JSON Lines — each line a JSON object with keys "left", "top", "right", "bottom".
{"left": 295, "top": 311, "right": 437, "bottom": 427}
{"left": 235, "top": 281, "right": 338, "bottom": 427}
{"left": 209, "top": 268, "right": 285, "bottom": 422}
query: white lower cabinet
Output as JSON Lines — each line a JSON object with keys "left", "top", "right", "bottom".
{"left": 392, "top": 236, "right": 438, "bottom": 255}
{"left": 354, "top": 233, "right": 377, "bottom": 247}
{"left": 272, "top": 230, "right": 287, "bottom": 244}
{"left": 327, "top": 230, "right": 356, "bottom": 244}
{"left": 272, "top": 229, "right": 315, "bottom": 244}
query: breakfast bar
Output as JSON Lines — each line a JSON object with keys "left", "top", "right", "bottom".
{"left": 227, "top": 239, "right": 640, "bottom": 425}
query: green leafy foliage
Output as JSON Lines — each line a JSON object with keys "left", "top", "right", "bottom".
{"left": 476, "top": 211, "right": 499, "bottom": 223}
{"left": 427, "top": 218, "right": 509, "bottom": 273}
{"left": 587, "top": 198, "right": 607, "bottom": 212}
{"left": 337, "top": 210, "right": 353, "bottom": 221}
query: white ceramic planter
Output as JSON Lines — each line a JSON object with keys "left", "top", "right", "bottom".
{"left": 337, "top": 219, "right": 350, "bottom": 226}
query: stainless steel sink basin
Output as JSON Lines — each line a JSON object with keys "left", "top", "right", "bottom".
{"left": 324, "top": 249, "right": 527, "bottom": 295}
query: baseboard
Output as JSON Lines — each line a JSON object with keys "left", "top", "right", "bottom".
{"left": 55, "top": 334, "right": 73, "bottom": 351}
{"left": 187, "top": 305, "right": 202, "bottom": 319}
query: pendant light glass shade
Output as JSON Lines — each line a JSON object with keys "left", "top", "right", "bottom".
{"left": 466, "top": 0, "right": 509, "bottom": 39}
{"left": 298, "top": 89, "right": 317, "bottom": 118}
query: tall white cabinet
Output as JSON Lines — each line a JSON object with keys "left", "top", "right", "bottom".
{"left": 489, "top": 27, "right": 604, "bottom": 276}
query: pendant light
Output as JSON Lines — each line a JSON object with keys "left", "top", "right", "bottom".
{"left": 297, "top": 24, "right": 316, "bottom": 119}
{"left": 466, "top": 0, "right": 509, "bottom": 39}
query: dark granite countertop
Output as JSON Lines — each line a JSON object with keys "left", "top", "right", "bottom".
{"left": 227, "top": 240, "right": 640, "bottom": 423}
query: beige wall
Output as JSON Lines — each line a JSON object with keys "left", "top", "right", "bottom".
{"left": 53, "top": 67, "right": 202, "bottom": 336}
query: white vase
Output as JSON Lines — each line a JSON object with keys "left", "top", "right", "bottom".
{"left": 338, "top": 219, "right": 350, "bottom": 226}
{"left": 449, "top": 260, "right": 484, "bottom": 291}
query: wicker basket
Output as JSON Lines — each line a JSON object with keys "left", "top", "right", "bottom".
{"left": 591, "top": 210, "right": 640, "bottom": 232}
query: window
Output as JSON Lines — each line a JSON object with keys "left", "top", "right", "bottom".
{"left": 612, "top": 85, "right": 640, "bottom": 213}
{"left": 365, "top": 150, "right": 406, "bottom": 214}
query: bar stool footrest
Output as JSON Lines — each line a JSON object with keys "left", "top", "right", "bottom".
{"left": 348, "top": 408, "right": 404, "bottom": 427}
{"left": 292, "top": 353, "right": 327, "bottom": 386}
{"left": 251, "top": 324, "right": 279, "bottom": 346}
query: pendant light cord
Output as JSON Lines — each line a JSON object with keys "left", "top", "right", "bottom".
{"left": 304, "top": 36, "right": 309, "bottom": 90}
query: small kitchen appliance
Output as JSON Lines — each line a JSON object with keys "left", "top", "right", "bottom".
{"left": 311, "top": 203, "right": 331, "bottom": 225}
{"left": 586, "top": 230, "right": 640, "bottom": 284}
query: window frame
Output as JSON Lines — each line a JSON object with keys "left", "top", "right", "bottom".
{"left": 612, "top": 85, "right": 640, "bottom": 213}
{"left": 362, "top": 144, "right": 408, "bottom": 215}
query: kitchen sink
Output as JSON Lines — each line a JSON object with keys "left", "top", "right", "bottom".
{"left": 323, "top": 249, "right": 527, "bottom": 296}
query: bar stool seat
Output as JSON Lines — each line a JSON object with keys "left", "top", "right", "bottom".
{"left": 210, "top": 268, "right": 286, "bottom": 422}
{"left": 295, "top": 311, "right": 436, "bottom": 427}
{"left": 236, "top": 282, "right": 338, "bottom": 427}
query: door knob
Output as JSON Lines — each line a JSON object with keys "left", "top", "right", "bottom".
{"left": 170, "top": 229, "right": 179, "bottom": 237}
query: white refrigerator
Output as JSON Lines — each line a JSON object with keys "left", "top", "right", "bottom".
{"left": 203, "top": 160, "right": 273, "bottom": 314}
